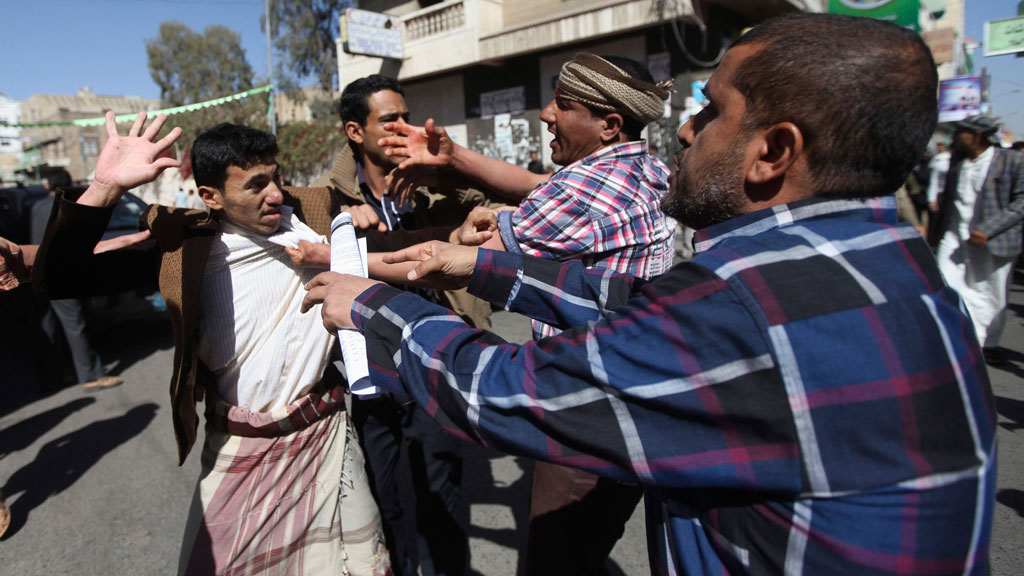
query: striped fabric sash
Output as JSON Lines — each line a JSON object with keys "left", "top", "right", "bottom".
{"left": 205, "top": 382, "right": 346, "bottom": 438}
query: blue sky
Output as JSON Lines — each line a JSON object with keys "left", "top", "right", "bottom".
{"left": 1, "top": 0, "right": 1022, "bottom": 136}
{"left": 0, "top": 0, "right": 271, "bottom": 100}
{"left": 965, "top": 1, "right": 1024, "bottom": 138}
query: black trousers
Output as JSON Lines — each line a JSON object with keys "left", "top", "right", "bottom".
{"left": 351, "top": 394, "right": 467, "bottom": 576}
{"left": 42, "top": 298, "right": 104, "bottom": 385}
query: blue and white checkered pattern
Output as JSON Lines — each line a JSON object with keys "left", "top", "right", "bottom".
{"left": 355, "top": 196, "right": 996, "bottom": 575}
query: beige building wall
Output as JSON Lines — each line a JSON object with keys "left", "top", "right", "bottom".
{"left": 275, "top": 86, "right": 339, "bottom": 124}
{"left": 336, "top": 0, "right": 815, "bottom": 168}
{"left": 19, "top": 88, "right": 158, "bottom": 182}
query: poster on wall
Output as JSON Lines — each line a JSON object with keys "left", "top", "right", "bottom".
{"left": 494, "top": 113, "right": 513, "bottom": 161}
{"left": 480, "top": 87, "right": 526, "bottom": 119}
{"left": 827, "top": 0, "right": 920, "bottom": 31}
{"left": 938, "top": 77, "right": 983, "bottom": 123}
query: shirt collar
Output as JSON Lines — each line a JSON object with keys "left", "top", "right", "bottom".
{"left": 693, "top": 195, "right": 898, "bottom": 254}
{"left": 556, "top": 140, "right": 647, "bottom": 172}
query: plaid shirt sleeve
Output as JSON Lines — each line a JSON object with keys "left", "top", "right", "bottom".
{"left": 499, "top": 178, "right": 597, "bottom": 261}
{"left": 354, "top": 250, "right": 803, "bottom": 492}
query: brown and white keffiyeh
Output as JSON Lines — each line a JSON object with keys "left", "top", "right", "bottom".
{"left": 556, "top": 53, "right": 672, "bottom": 124}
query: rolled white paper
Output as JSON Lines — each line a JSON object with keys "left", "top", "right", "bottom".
{"left": 330, "top": 212, "right": 377, "bottom": 396}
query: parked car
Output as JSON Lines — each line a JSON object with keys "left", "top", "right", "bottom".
{"left": 0, "top": 185, "right": 164, "bottom": 334}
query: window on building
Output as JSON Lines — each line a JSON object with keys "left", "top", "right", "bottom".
{"left": 82, "top": 137, "right": 99, "bottom": 156}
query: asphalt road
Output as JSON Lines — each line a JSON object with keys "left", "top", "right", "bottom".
{"left": 1, "top": 266, "right": 1022, "bottom": 574}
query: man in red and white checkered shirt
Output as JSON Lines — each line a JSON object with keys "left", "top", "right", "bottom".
{"left": 379, "top": 53, "right": 676, "bottom": 576}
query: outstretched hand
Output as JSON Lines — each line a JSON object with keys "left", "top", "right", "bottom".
{"left": 94, "top": 230, "right": 152, "bottom": 254}
{"left": 382, "top": 240, "right": 478, "bottom": 290}
{"left": 379, "top": 118, "right": 455, "bottom": 172}
{"left": 83, "top": 111, "right": 182, "bottom": 207}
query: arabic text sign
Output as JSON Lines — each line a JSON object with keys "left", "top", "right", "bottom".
{"left": 985, "top": 16, "right": 1024, "bottom": 57}
{"left": 343, "top": 8, "right": 403, "bottom": 59}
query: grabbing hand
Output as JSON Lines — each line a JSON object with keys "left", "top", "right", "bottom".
{"left": 85, "top": 111, "right": 182, "bottom": 206}
{"left": 344, "top": 204, "right": 387, "bottom": 232}
{"left": 285, "top": 240, "right": 331, "bottom": 268}
{"left": 451, "top": 206, "right": 498, "bottom": 246}
{"left": 382, "top": 240, "right": 478, "bottom": 290}
{"left": 302, "top": 271, "right": 382, "bottom": 331}
{"left": 379, "top": 118, "right": 455, "bottom": 171}
{"left": 0, "top": 236, "right": 30, "bottom": 291}
{"left": 386, "top": 165, "right": 438, "bottom": 206}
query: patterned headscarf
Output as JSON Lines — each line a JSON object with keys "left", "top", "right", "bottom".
{"left": 556, "top": 53, "right": 672, "bottom": 125}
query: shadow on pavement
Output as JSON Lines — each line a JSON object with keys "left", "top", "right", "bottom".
{"left": 989, "top": 348, "right": 1024, "bottom": 380}
{"left": 0, "top": 403, "right": 159, "bottom": 540}
{"left": 996, "top": 395, "right": 1024, "bottom": 432}
{"left": 463, "top": 447, "right": 533, "bottom": 576}
{"left": 0, "top": 319, "right": 171, "bottom": 419}
{"left": 93, "top": 320, "right": 173, "bottom": 378}
{"left": 997, "top": 489, "right": 1024, "bottom": 519}
{"left": 0, "top": 397, "right": 96, "bottom": 459}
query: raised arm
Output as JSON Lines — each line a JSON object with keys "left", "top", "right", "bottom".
{"left": 79, "top": 111, "right": 182, "bottom": 208}
{"left": 380, "top": 118, "right": 548, "bottom": 201}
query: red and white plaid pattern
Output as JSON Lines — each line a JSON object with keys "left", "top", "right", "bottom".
{"left": 497, "top": 141, "right": 675, "bottom": 338}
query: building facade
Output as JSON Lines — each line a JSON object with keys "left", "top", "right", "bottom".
{"left": 0, "top": 93, "right": 22, "bottom": 183}
{"left": 336, "top": 0, "right": 824, "bottom": 170}
{"left": 18, "top": 87, "right": 158, "bottom": 183}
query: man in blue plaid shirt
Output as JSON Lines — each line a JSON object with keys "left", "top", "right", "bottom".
{"left": 304, "top": 13, "right": 996, "bottom": 575}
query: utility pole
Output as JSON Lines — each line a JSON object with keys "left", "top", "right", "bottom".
{"left": 265, "top": 0, "right": 276, "bottom": 135}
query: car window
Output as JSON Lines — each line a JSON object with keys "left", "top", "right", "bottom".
{"left": 108, "top": 194, "right": 146, "bottom": 230}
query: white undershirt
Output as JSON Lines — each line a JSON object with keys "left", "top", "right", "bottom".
{"left": 196, "top": 207, "right": 335, "bottom": 411}
{"left": 952, "top": 146, "right": 994, "bottom": 239}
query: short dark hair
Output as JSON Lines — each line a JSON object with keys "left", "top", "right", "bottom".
{"left": 730, "top": 13, "right": 937, "bottom": 198}
{"left": 339, "top": 75, "right": 404, "bottom": 126}
{"left": 45, "top": 168, "right": 72, "bottom": 189}
{"left": 597, "top": 55, "right": 656, "bottom": 140}
{"left": 190, "top": 124, "right": 279, "bottom": 189}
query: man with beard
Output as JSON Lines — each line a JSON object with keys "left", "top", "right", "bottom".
{"left": 303, "top": 13, "right": 995, "bottom": 575}
{"left": 927, "top": 115, "right": 1024, "bottom": 366}
{"left": 378, "top": 54, "right": 676, "bottom": 575}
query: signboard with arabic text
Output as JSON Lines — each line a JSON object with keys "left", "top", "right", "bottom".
{"left": 985, "top": 16, "right": 1024, "bottom": 57}
{"left": 341, "top": 8, "right": 403, "bottom": 59}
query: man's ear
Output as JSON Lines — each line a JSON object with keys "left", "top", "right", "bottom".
{"left": 599, "top": 112, "right": 625, "bottom": 144}
{"left": 747, "top": 122, "right": 803, "bottom": 184}
{"left": 198, "top": 186, "right": 223, "bottom": 211}
{"left": 345, "top": 121, "right": 364, "bottom": 144}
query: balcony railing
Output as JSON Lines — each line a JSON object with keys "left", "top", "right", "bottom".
{"left": 404, "top": 0, "right": 467, "bottom": 42}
